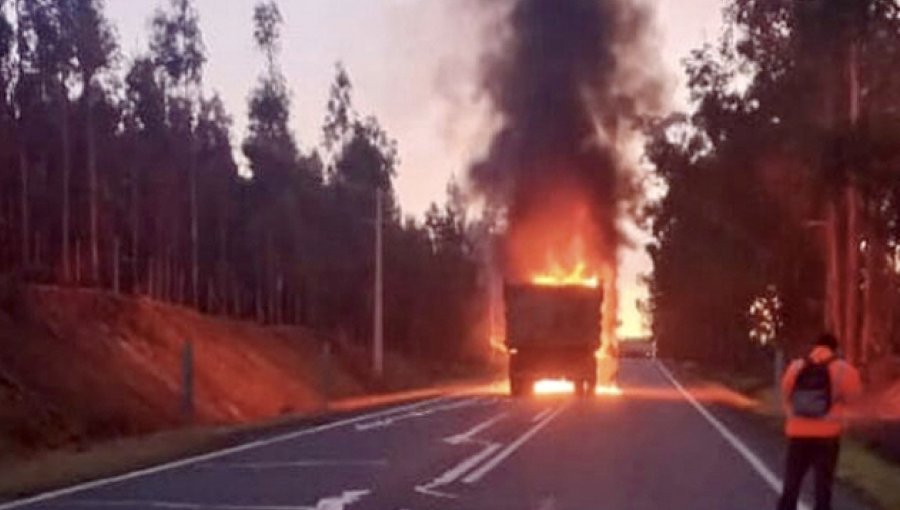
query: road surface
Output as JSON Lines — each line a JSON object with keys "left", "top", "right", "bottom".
{"left": 1, "top": 360, "right": 871, "bottom": 510}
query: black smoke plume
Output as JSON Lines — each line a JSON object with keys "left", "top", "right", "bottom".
{"left": 469, "top": 0, "right": 661, "bottom": 271}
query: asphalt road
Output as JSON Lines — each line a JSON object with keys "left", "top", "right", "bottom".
{"left": 1, "top": 360, "right": 872, "bottom": 510}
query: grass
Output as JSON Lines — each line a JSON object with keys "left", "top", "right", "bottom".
{"left": 0, "top": 381, "right": 473, "bottom": 503}
{"left": 0, "top": 427, "right": 228, "bottom": 501}
{"left": 838, "top": 439, "right": 900, "bottom": 510}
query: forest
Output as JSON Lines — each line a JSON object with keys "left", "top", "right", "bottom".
{"left": 648, "top": 0, "right": 900, "bottom": 379}
{"left": 0, "top": 0, "right": 487, "bottom": 364}
{"left": 3, "top": 0, "right": 899, "bottom": 380}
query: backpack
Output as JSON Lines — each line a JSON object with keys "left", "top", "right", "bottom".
{"left": 790, "top": 356, "right": 836, "bottom": 418}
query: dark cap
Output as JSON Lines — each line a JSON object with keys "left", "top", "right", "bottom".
{"left": 815, "top": 333, "right": 839, "bottom": 350}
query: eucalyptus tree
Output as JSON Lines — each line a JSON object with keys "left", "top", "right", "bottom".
{"left": 150, "top": 0, "right": 205, "bottom": 304}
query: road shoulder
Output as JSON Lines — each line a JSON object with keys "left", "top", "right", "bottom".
{"left": 0, "top": 384, "right": 487, "bottom": 503}
{"left": 665, "top": 360, "right": 896, "bottom": 510}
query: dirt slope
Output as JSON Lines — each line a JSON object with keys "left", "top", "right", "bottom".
{"left": 0, "top": 285, "right": 367, "bottom": 456}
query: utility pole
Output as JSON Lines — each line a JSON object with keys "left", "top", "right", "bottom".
{"left": 373, "top": 188, "right": 384, "bottom": 379}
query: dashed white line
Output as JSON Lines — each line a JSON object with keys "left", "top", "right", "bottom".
{"left": 531, "top": 408, "right": 553, "bottom": 423}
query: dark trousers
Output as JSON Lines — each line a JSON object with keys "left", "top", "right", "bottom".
{"left": 776, "top": 437, "right": 841, "bottom": 510}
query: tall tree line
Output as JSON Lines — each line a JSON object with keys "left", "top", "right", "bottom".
{"left": 647, "top": 0, "right": 900, "bottom": 374}
{"left": 0, "top": 0, "right": 487, "bottom": 363}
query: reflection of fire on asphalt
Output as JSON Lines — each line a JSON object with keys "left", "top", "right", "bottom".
{"left": 533, "top": 379, "right": 576, "bottom": 395}
{"left": 532, "top": 378, "right": 622, "bottom": 397}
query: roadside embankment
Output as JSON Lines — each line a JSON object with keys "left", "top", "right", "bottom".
{"left": 0, "top": 282, "right": 495, "bottom": 499}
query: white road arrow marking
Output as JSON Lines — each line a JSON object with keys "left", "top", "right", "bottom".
{"left": 415, "top": 413, "right": 508, "bottom": 499}
{"left": 462, "top": 404, "right": 568, "bottom": 484}
{"left": 312, "top": 490, "right": 370, "bottom": 510}
{"left": 443, "top": 413, "right": 507, "bottom": 445}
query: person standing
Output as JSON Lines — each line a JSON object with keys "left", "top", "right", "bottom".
{"left": 777, "top": 333, "right": 862, "bottom": 510}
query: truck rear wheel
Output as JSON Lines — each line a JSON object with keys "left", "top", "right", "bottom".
{"left": 510, "top": 377, "right": 528, "bottom": 397}
{"left": 584, "top": 377, "right": 597, "bottom": 397}
{"left": 575, "top": 378, "right": 596, "bottom": 397}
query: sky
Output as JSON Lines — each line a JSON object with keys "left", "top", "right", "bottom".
{"left": 106, "top": 0, "right": 726, "bottom": 338}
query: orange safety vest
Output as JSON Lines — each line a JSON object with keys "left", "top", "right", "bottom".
{"left": 781, "top": 346, "right": 862, "bottom": 438}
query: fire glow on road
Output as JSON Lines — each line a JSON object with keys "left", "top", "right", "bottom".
{"left": 533, "top": 379, "right": 575, "bottom": 395}
{"left": 531, "top": 379, "right": 624, "bottom": 397}
{"left": 595, "top": 384, "right": 624, "bottom": 396}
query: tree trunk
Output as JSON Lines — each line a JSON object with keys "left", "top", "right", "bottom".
{"left": 825, "top": 200, "right": 844, "bottom": 338}
{"left": 148, "top": 257, "right": 155, "bottom": 298}
{"left": 860, "top": 210, "right": 890, "bottom": 366}
{"left": 60, "top": 81, "right": 72, "bottom": 282}
{"left": 843, "top": 185, "right": 861, "bottom": 363}
{"left": 113, "top": 237, "right": 120, "bottom": 294}
{"left": 75, "top": 238, "right": 81, "bottom": 284}
{"left": 19, "top": 150, "right": 29, "bottom": 266}
{"left": 131, "top": 163, "right": 140, "bottom": 293}
{"left": 85, "top": 83, "right": 100, "bottom": 284}
{"left": 190, "top": 138, "right": 198, "bottom": 307}
{"left": 34, "top": 231, "right": 41, "bottom": 266}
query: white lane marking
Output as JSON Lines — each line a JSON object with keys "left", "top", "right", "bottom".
{"left": 0, "top": 398, "right": 451, "bottom": 510}
{"left": 354, "top": 397, "right": 481, "bottom": 431}
{"left": 198, "top": 460, "right": 388, "bottom": 470}
{"left": 55, "top": 502, "right": 309, "bottom": 509}
{"left": 537, "top": 497, "right": 559, "bottom": 510}
{"left": 532, "top": 408, "right": 552, "bottom": 423}
{"left": 416, "top": 412, "right": 508, "bottom": 498}
{"left": 310, "top": 489, "right": 370, "bottom": 510}
{"left": 56, "top": 489, "right": 371, "bottom": 510}
{"left": 655, "top": 361, "right": 812, "bottom": 510}
{"left": 462, "top": 404, "right": 568, "bottom": 484}
{"left": 444, "top": 413, "right": 507, "bottom": 445}
{"left": 56, "top": 502, "right": 310, "bottom": 510}
{"left": 415, "top": 444, "right": 503, "bottom": 499}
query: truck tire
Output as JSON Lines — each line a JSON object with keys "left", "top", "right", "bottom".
{"left": 574, "top": 377, "right": 596, "bottom": 397}
{"left": 510, "top": 376, "right": 526, "bottom": 397}
{"left": 585, "top": 377, "right": 597, "bottom": 397}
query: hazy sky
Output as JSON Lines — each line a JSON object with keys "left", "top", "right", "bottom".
{"left": 106, "top": 0, "right": 726, "bottom": 336}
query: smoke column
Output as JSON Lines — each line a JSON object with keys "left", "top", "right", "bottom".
{"left": 469, "top": 0, "right": 662, "bottom": 345}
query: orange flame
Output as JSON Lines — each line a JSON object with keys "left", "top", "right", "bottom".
{"left": 532, "top": 260, "right": 600, "bottom": 288}
{"left": 501, "top": 186, "right": 619, "bottom": 352}
{"left": 595, "top": 384, "right": 623, "bottom": 396}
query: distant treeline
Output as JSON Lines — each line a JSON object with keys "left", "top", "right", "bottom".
{"left": 647, "top": 0, "right": 900, "bottom": 373}
{"left": 0, "top": 0, "right": 488, "bottom": 362}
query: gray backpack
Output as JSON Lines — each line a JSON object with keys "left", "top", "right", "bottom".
{"left": 790, "top": 356, "right": 836, "bottom": 418}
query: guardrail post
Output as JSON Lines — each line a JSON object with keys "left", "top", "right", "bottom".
{"left": 182, "top": 339, "right": 195, "bottom": 423}
{"left": 321, "top": 341, "right": 332, "bottom": 411}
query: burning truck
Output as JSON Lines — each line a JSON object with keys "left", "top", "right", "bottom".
{"left": 505, "top": 282, "right": 603, "bottom": 397}
{"left": 467, "top": 0, "right": 659, "bottom": 396}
